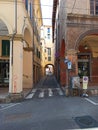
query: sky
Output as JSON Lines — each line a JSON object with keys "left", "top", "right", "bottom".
{"left": 41, "top": 0, "right": 53, "bottom": 26}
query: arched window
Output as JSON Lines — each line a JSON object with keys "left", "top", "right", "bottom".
{"left": 90, "top": 0, "right": 98, "bottom": 15}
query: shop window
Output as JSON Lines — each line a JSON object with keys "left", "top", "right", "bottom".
{"left": 78, "top": 53, "right": 91, "bottom": 79}
{"left": 0, "top": 60, "right": 9, "bottom": 84}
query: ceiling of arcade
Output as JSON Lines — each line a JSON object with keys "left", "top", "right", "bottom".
{"left": 0, "top": 19, "right": 9, "bottom": 36}
{"left": 78, "top": 34, "right": 98, "bottom": 58}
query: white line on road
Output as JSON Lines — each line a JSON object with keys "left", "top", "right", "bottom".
{"left": 25, "top": 93, "right": 34, "bottom": 99}
{"left": 0, "top": 103, "right": 21, "bottom": 111}
{"left": 85, "top": 98, "right": 98, "bottom": 105}
{"left": 56, "top": 88, "right": 64, "bottom": 96}
{"left": 48, "top": 88, "right": 53, "bottom": 97}
{"left": 39, "top": 90, "right": 44, "bottom": 98}
{"left": 31, "top": 88, "right": 37, "bottom": 93}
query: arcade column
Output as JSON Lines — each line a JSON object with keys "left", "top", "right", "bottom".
{"left": 65, "top": 49, "right": 78, "bottom": 96}
{"left": 9, "top": 40, "right": 23, "bottom": 101}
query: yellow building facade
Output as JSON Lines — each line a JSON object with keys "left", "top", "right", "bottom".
{"left": 0, "top": 0, "right": 42, "bottom": 100}
{"left": 41, "top": 25, "right": 55, "bottom": 76}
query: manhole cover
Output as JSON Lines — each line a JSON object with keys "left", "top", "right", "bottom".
{"left": 75, "top": 115, "right": 98, "bottom": 128}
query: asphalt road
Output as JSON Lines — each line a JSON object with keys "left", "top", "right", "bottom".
{"left": 0, "top": 75, "right": 98, "bottom": 130}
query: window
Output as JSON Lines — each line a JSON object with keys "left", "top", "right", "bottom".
{"left": 30, "top": 2, "right": 32, "bottom": 19}
{"left": 90, "top": 0, "right": 98, "bottom": 15}
{"left": 47, "top": 48, "right": 51, "bottom": 55}
{"left": 47, "top": 28, "right": 50, "bottom": 33}
{"left": 2, "top": 40, "right": 10, "bottom": 56}
{"left": 25, "top": 0, "right": 28, "bottom": 11}
{"left": 47, "top": 34, "right": 50, "bottom": 39}
{"left": 47, "top": 28, "right": 51, "bottom": 39}
{"left": 48, "top": 56, "right": 51, "bottom": 61}
{"left": 36, "top": 48, "right": 39, "bottom": 57}
{"left": 44, "top": 49, "right": 46, "bottom": 53}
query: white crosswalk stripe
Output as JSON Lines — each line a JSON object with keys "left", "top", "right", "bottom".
{"left": 56, "top": 88, "right": 64, "bottom": 96}
{"left": 31, "top": 88, "right": 37, "bottom": 93}
{"left": 48, "top": 88, "right": 53, "bottom": 97}
{"left": 25, "top": 89, "right": 37, "bottom": 99}
{"left": 25, "top": 93, "right": 35, "bottom": 99}
{"left": 25, "top": 88, "right": 64, "bottom": 99}
{"left": 39, "top": 90, "right": 44, "bottom": 98}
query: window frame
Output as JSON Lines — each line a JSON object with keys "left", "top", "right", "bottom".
{"left": 90, "top": 0, "right": 98, "bottom": 15}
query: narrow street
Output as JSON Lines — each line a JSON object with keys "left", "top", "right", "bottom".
{"left": 0, "top": 75, "right": 98, "bottom": 130}
{"left": 25, "top": 75, "right": 65, "bottom": 100}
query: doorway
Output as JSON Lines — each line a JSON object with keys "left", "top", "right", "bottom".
{"left": 78, "top": 53, "right": 91, "bottom": 80}
{"left": 0, "top": 60, "right": 9, "bottom": 86}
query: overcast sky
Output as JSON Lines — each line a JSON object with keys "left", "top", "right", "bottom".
{"left": 41, "top": 0, "right": 53, "bottom": 26}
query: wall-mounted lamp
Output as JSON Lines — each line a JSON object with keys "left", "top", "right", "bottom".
{"left": 84, "top": 45, "right": 88, "bottom": 50}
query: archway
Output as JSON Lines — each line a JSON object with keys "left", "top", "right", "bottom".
{"left": 75, "top": 30, "right": 98, "bottom": 85}
{"left": 23, "top": 27, "right": 33, "bottom": 89}
{"left": 0, "top": 19, "right": 10, "bottom": 92}
{"left": 45, "top": 64, "right": 54, "bottom": 76}
{"left": 0, "top": 19, "right": 9, "bottom": 35}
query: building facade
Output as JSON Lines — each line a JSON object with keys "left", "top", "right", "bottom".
{"left": 52, "top": 0, "right": 98, "bottom": 90}
{"left": 0, "top": 0, "right": 42, "bottom": 100}
{"left": 41, "top": 25, "right": 55, "bottom": 76}
{"left": 32, "top": 0, "right": 43, "bottom": 85}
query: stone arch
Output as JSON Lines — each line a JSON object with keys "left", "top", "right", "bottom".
{"left": 74, "top": 29, "right": 98, "bottom": 83}
{"left": 0, "top": 17, "right": 12, "bottom": 35}
{"left": 0, "top": 18, "right": 12, "bottom": 92}
{"left": 23, "top": 27, "right": 32, "bottom": 46}
{"left": 23, "top": 27, "right": 33, "bottom": 89}
{"left": 44, "top": 64, "right": 54, "bottom": 75}
{"left": 75, "top": 29, "right": 98, "bottom": 50}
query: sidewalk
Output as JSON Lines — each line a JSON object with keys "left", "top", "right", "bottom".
{"left": 0, "top": 87, "right": 31, "bottom": 103}
{"left": 0, "top": 76, "right": 98, "bottom": 103}
{"left": 0, "top": 76, "right": 47, "bottom": 103}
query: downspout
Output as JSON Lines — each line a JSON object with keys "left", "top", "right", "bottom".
{"left": 12, "top": 0, "right": 17, "bottom": 64}
{"left": 9, "top": 0, "right": 17, "bottom": 93}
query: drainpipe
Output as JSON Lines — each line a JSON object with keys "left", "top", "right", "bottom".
{"left": 9, "top": 0, "right": 17, "bottom": 93}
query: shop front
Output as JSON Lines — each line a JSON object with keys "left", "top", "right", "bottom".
{"left": 0, "top": 60, "right": 9, "bottom": 86}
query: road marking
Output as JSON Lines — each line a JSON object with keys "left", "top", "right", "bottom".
{"left": 39, "top": 90, "right": 44, "bottom": 98}
{"left": 0, "top": 103, "right": 21, "bottom": 111}
{"left": 48, "top": 88, "right": 53, "bottom": 97}
{"left": 25, "top": 93, "right": 34, "bottom": 99}
{"left": 85, "top": 98, "right": 98, "bottom": 105}
{"left": 56, "top": 88, "right": 64, "bottom": 96}
{"left": 70, "top": 128, "right": 98, "bottom": 130}
{"left": 31, "top": 88, "right": 37, "bottom": 93}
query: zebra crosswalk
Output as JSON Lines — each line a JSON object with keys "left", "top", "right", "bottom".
{"left": 25, "top": 88, "right": 65, "bottom": 99}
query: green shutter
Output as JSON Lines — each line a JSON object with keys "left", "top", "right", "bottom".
{"left": 2, "top": 40, "right": 10, "bottom": 56}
